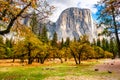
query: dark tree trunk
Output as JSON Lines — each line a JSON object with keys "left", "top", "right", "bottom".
{"left": 40, "top": 58, "right": 43, "bottom": 64}
{"left": 78, "top": 47, "right": 84, "bottom": 64}
{"left": 64, "top": 58, "right": 67, "bottom": 62}
{"left": 28, "top": 53, "right": 32, "bottom": 64}
{"left": 58, "top": 57, "right": 63, "bottom": 63}
{"left": 78, "top": 53, "right": 81, "bottom": 64}
{"left": 28, "top": 43, "right": 33, "bottom": 64}
{"left": 37, "top": 57, "right": 40, "bottom": 63}
{"left": 64, "top": 52, "right": 67, "bottom": 62}
{"left": 13, "top": 58, "right": 15, "bottom": 63}
{"left": 21, "top": 58, "right": 24, "bottom": 63}
{"left": 53, "top": 54, "right": 55, "bottom": 61}
{"left": 12, "top": 55, "right": 15, "bottom": 63}
{"left": 39, "top": 53, "right": 49, "bottom": 64}
{"left": 70, "top": 49, "right": 78, "bottom": 64}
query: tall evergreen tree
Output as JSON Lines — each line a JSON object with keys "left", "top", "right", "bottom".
{"left": 40, "top": 25, "right": 48, "bottom": 43}
{"left": 101, "top": 38, "right": 106, "bottom": 50}
{"left": 0, "top": 36, "right": 4, "bottom": 46}
{"left": 97, "top": 38, "right": 101, "bottom": 47}
{"left": 109, "top": 39, "right": 118, "bottom": 58}
{"left": 30, "top": 12, "right": 38, "bottom": 35}
{"left": 51, "top": 32, "right": 58, "bottom": 47}
{"left": 105, "top": 39, "right": 109, "bottom": 51}
{"left": 5, "top": 38, "right": 13, "bottom": 58}
{"left": 64, "top": 37, "right": 70, "bottom": 47}
{"left": 0, "top": 36, "right": 5, "bottom": 58}
{"left": 60, "top": 38, "right": 64, "bottom": 49}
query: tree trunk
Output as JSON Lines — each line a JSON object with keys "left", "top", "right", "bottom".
{"left": 42, "top": 53, "right": 49, "bottom": 64}
{"left": 39, "top": 58, "right": 43, "bottom": 64}
{"left": 37, "top": 57, "right": 40, "bottom": 63}
{"left": 28, "top": 43, "right": 32, "bottom": 64}
{"left": 70, "top": 49, "right": 78, "bottom": 64}
{"left": 64, "top": 58, "right": 67, "bottom": 62}
{"left": 58, "top": 57, "right": 63, "bottom": 63}
{"left": 12, "top": 55, "right": 15, "bottom": 63}
{"left": 78, "top": 53, "right": 81, "bottom": 64}
{"left": 28, "top": 55, "right": 32, "bottom": 64}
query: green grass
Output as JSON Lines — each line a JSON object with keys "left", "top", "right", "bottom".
{"left": 0, "top": 61, "right": 111, "bottom": 80}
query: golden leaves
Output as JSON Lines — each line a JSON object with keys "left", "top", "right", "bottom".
{"left": 2, "top": 17, "right": 9, "bottom": 22}
{"left": 101, "top": 0, "right": 119, "bottom": 15}
{"left": 31, "top": 0, "right": 37, "bottom": 8}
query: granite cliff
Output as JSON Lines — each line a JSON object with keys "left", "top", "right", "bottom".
{"left": 47, "top": 7, "right": 97, "bottom": 41}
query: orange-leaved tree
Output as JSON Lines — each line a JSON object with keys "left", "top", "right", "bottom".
{"left": 0, "top": 0, "right": 54, "bottom": 35}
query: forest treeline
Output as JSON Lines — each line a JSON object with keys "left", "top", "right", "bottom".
{"left": 0, "top": 24, "right": 117, "bottom": 64}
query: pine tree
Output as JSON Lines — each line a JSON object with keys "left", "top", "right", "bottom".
{"left": 109, "top": 39, "right": 117, "bottom": 58}
{"left": 30, "top": 12, "right": 38, "bottom": 35}
{"left": 78, "top": 37, "right": 81, "bottom": 42}
{"left": 5, "top": 38, "right": 13, "bottom": 58}
{"left": 101, "top": 38, "right": 106, "bottom": 50}
{"left": 0, "top": 36, "right": 4, "bottom": 46}
{"left": 40, "top": 25, "right": 48, "bottom": 43}
{"left": 60, "top": 38, "right": 64, "bottom": 48}
{"left": 64, "top": 37, "right": 70, "bottom": 47}
{"left": 97, "top": 38, "right": 101, "bottom": 47}
{"left": 51, "top": 32, "right": 58, "bottom": 47}
{"left": 0, "top": 36, "right": 5, "bottom": 58}
{"left": 105, "top": 39, "right": 109, "bottom": 51}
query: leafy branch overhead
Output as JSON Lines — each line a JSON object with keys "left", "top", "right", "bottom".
{"left": 0, "top": 0, "right": 55, "bottom": 35}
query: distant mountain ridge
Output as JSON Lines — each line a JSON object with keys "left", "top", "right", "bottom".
{"left": 46, "top": 7, "right": 97, "bottom": 41}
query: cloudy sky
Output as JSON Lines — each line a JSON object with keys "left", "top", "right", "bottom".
{"left": 47, "top": 0, "right": 100, "bottom": 22}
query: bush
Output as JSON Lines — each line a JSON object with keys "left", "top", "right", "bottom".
{"left": 104, "top": 51, "right": 113, "bottom": 58}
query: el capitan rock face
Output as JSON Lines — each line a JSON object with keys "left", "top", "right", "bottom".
{"left": 47, "top": 7, "right": 97, "bottom": 41}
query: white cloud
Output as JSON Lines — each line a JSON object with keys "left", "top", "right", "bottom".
{"left": 47, "top": 0, "right": 100, "bottom": 22}
{"left": 77, "top": 0, "right": 99, "bottom": 13}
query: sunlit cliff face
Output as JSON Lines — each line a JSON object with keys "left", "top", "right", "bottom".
{"left": 47, "top": 7, "right": 97, "bottom": 41}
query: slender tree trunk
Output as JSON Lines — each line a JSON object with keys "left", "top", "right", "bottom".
{"left": 58, "top": 57, "right": 63, "bottom": 63}
{"left": 40, "top": 58, "right": 43, "bottom": 64}
{"left": 28, "top": 43, "right": 32, "bottom": 64}
{"left": 53, "top": 54, "right": 55, "bottom": 61}
{"left": 78, "top": 53, "right": 81, "bottom": 64}
{"left": 70, "top": 49, "right": 78, "bottom": 64}
{"left": 37, "top": 57, "right": 40, "bottom": 63}
{"left": 28, "top": 53, "right": 31, "bottom": 64}
{"left": 12, "top": 55, "right": 15, "bottom": 63}
{"left": 42, "top": 53, "right": 49, "bottom": 64}
{"left": 64, "top": 51, "right": 67, "bottom": 61}
{"left": 64, "top": 57, "right": 67, "bottom": 62}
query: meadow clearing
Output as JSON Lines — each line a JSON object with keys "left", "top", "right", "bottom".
{"left": 0, "top": 59, "right": 120, "bottom": 80}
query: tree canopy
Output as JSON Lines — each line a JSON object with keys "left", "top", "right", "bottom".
{"left": 96, "top": 0, "right": 120, "bottom": 57}
{"left": 0, "top": 0, "right": 54, "bottom": 35}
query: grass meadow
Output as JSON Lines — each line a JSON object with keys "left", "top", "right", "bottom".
{"left": 0, "top": 59, "right": 118, "bottom": 80}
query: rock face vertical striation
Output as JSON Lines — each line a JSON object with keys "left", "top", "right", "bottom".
{"left": 47, "top": 7, "right": 97, "bottom": 41}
